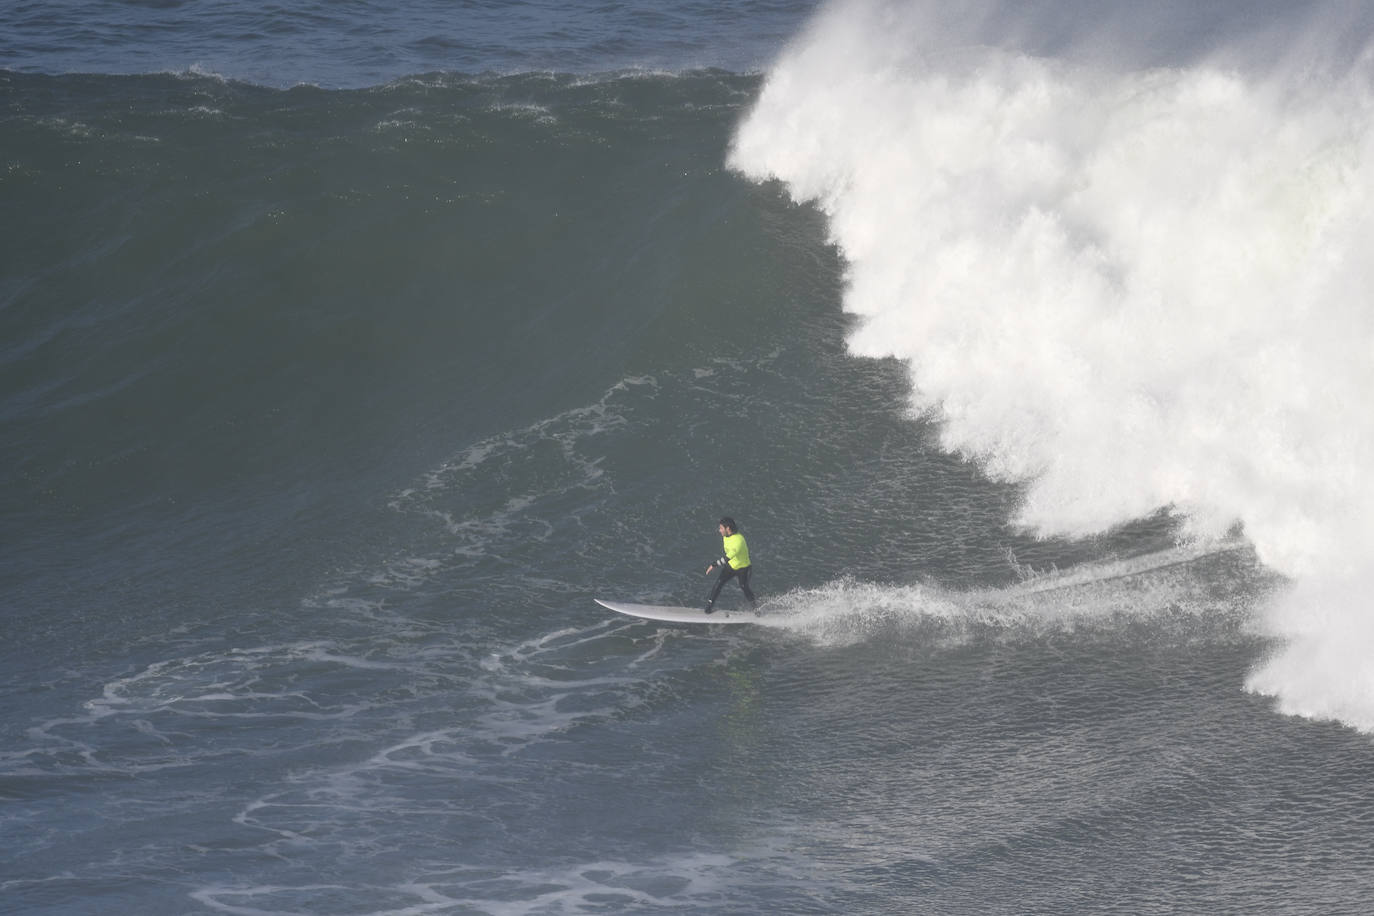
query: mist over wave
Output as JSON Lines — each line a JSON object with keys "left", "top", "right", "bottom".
{"left": 729, "top": 0, "right": 1374, "bottom": 728}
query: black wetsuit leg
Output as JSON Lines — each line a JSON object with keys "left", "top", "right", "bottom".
{"left": 736, "top": 565, "right": 757, "bottom": 605}
{"left": 708, "top": 565, "right": 738, "bottom": 605}
{"left": 708, "top": 565, "right": 756, "bottom": 608}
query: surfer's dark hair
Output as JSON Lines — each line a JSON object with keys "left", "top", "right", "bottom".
{"left": 719, "top": 517, "right": 737, "bottom": 532}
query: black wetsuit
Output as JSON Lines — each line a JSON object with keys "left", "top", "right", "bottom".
{"left": 708, "top": 563, "right": 756, "bottom": 608}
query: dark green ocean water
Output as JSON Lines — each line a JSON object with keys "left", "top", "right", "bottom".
{"left": 8, "top": 3, "right": 1374, "bottom": 913}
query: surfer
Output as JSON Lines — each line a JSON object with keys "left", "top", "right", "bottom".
{"left": 704, "top": 516, "right": 757, "bottom": 614}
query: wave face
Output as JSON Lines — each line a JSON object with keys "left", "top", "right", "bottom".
{"left": 10, "top": 8, "right": 1374, "bottom": 914}
{"left": 730, "top": 0, "right": 1374, "bottom": 728}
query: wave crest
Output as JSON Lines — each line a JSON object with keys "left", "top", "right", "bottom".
{"left": 731, "top": 0, "right": 1374, "bottom": 729}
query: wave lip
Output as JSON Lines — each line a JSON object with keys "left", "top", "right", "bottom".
{"left": 730, "top": 0, "right": 1374, "bottom": 729}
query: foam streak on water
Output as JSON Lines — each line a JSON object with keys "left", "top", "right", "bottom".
{"left": 729, "top": 0, "right": 1374, "bottom": 729}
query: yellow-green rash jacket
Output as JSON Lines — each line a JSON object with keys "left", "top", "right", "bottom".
{"left": 714, "top": 532, "right": 751, "bottom": 570}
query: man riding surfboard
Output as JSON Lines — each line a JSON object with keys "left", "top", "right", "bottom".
{"left": 704, "top": 516, "right": 758, "bottom": 614}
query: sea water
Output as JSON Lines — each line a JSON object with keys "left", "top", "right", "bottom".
{"left": 6, "top": 1, "right": 1374, "bottom": 913}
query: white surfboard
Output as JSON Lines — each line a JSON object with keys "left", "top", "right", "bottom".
{"left": 595, "top": 598, "right": 761, "bottom": 624}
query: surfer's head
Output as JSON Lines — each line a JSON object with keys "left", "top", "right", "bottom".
{"left": 719, "top": 516, "right": 737, "bottom": 534}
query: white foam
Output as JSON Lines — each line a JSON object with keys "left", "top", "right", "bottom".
{"left": 192, "top": 852, "right": 741, "bottom": 914}
{"left": 730, "top": 0, "right": 1374, "bottom": 728}
{"left": 757, "top": 541, "right": 1253, "bottom": 650}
